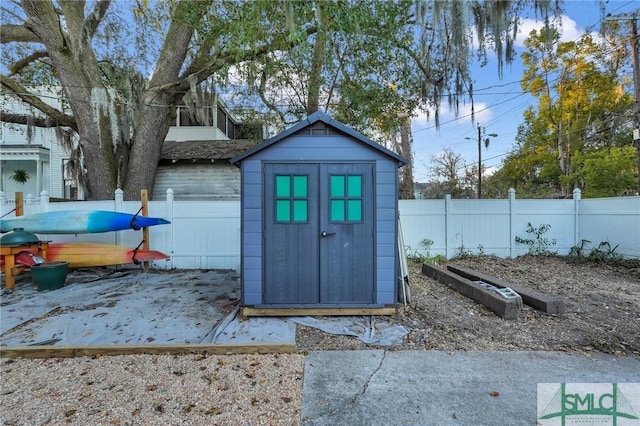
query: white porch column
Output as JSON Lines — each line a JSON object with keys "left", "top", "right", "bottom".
{"left": 36, "top": 159, "right": 42, "bottom": 194}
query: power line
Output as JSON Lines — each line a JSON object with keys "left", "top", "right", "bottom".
{"left": 412, "top": 4, "right": 638, "bottom": 169}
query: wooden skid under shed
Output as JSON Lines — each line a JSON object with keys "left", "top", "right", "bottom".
{"left": 242, "top": 307, "right": 397, "bottom": 317}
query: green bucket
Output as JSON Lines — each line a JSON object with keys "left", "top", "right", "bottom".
{"left": 31, "top": 261, "right": 69, "bottom": 291}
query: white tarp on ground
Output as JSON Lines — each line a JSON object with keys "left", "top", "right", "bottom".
{"left": 0, "top": 269, "right": 237, "bottom": 346}
{"left": 289, "top": 316, "right": 409, "bottom": 346}
{"left": 205, "top": 307, "right": 297, "bottom": 345}
{"left": 207, "top": 309, "right": 408, "bottom": 347}
{"left": 1, "top": 269, "right": 408, "bottom": 347}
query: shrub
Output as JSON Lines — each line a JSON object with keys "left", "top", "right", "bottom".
{"left": 515, "top": 222, "right": 557, "bottom": 255}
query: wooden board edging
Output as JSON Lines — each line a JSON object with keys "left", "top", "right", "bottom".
{"left": 0, "top": 343, "right": 296, "bottom": 359}
{"left": 242, "top": 307, "right": 397, "bottom": 317}
{"left": 421, "top": 263, "right": 522, "bottom": 320}
{"left": 446, "top": 265, "right": 566, "bottom": 315}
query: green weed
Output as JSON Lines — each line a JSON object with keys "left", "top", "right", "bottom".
{"left": 405, "top": 238, "right": 445, "bottom": 264}
{"left": 515, "top": 222, "right": 557, "bottom": 255}
{"left": 570, "top": 239, "right": 621, "bottom": 261}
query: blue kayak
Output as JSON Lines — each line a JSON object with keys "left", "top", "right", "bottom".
{"left": 0, "top": 210, "right": 171, "bottom": 234}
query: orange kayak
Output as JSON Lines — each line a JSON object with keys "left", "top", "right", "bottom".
{"left": 1, "top": 243, "right": 169, "bottom": 268}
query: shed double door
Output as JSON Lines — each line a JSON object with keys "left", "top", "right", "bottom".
{"left": 264, "top": 163, "right": 374, "bottom": 305}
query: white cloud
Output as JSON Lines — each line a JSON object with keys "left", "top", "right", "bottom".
{"left": 515, "top": 15, "right": 582, "bottom": 47}
{"left": 469, "top": 14, "right": 585, "bottom": 53}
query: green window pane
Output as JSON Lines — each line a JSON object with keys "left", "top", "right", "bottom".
{"left": 293, "top": 200, "right": 308, "bottom": 221}
{"left": 276, "top": 200, "right": 290, "bottom": 221}
{"left": 276, "top": 176, "right": 290, "bottom": 197}
{"left": 347, "top": 175, "right": 362, "bottom": 197}
{"left": 331, "top": 200, "right": 345, "bottom": 221}
{"left": 348, "top": 200, "right": 362, "bottom": 221}
{"left": 293, "top": 175, "right": 307, "bottom": 197}
{"left": 331, "top": 175, "right": 345, "bottom": 197}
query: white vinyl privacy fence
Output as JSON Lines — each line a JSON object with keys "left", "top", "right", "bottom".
{"left": 400, "top": 189, "right": 639, "bottom": 259}
{"left": 1, "top": 188, "right": 638, "bottom": 270}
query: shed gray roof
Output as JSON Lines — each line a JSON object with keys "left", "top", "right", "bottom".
{"left": 230, "top": 112, "right": 408, "bottom": 166}
{"left": 161, "top": 140, "right": 257, "bottom": 161}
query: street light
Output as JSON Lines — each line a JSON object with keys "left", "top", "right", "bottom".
{"left": 466, "top": 125, "right": 497, "bottom": 199}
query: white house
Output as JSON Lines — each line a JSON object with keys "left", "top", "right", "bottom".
{"left": 0, "top": 87, "right": 262, "bottom": 202}
{"left": 0, "top": 87, "right": 76, "bottom": 201}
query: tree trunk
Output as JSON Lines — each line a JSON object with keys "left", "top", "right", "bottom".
{"left": 20, "top": 1, "right": 204, "bottom": 200}
{"left": 122, "top": 103, "right": 173, "bottom": 199}
{"left": 398, "top": 117, "right": 415, "bottom": 199}
{"left": 121, "top": 2, "right": 202, "bottom": 199}
{"left": 557, "top": 120, "right": 569, "bottom": 197}
{"left": 22, "top": 1, "right": 118, "bottom": 199}
{"left": 306, "top": 2, "right": 326, "bottom": 115}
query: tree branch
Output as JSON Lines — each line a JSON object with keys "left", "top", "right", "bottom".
{"left": 21, "top": 0, "right": 69, "bottom": 51}
{"left": 258, "top": 66, "right": 287, "bottom": 124}
{"left": 0, "top": 75, "right": 77, "bottom": 130}
{"left": 0, "top": 24, "right": 40, "bottom": 43}
{"left": 83, "top": 0, "right": 110, "bottom": 38}
{"left": 0, "top": 111, "right": 60, "bottom": 128}
{"left": 8, "top": 50, "right": 49, "bottom": 76}
{"left": 168, "top": 25, "right": 319, "bottom": 95}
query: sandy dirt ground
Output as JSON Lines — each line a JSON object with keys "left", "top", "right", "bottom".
{"left": 297, "top": 255, "right": 640, "bottom": 356}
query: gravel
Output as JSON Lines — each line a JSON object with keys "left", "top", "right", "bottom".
{"left": 1, "top": 353, "right": 304, "bottom": 425}
{"left": 1, "top": 255, "right": 638, "bottom": 425}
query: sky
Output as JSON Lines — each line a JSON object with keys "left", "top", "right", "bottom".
{"left": 410, "top": 0, "right": 639, "bottom": 183}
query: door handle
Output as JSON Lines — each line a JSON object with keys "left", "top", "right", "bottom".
{"left": 321, "top": 231, "right": 336, "bottom": 237}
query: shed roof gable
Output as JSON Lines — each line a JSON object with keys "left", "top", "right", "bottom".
{"left": 231, "top": 111, "right": 408, "bottom": 167}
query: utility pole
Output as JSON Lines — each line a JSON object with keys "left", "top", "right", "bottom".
{"left": 477, "top": 126, "right": 483, "bottom": 199}
{"left": 606, "top": 12, "right": 640, "bottom": 193}
{"left": 631, "top": 17, "right": 640, "bottom": 194}
{"left": 466, "top": 125, "right": 497, "bottom": 199}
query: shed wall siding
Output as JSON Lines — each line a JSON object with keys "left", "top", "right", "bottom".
{"left": 240, "top": 159, "right": 264, "bottom": 305}
{"left": 153, "top": 163, "right": 240, "bottom": 201}
{"left": 239, "top": 133, "right": 401, "bottom": 306}
{"left": 244, "top": 135, "right": 395, "bottom": 162}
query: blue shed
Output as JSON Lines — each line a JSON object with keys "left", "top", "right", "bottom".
{"left": 231, "top": 112, "right": 407, "bottom": 315}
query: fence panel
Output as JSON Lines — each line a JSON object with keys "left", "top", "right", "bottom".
{"left": 1, "top": 190, "right": 638, "bottom": 268}
{"left": 446, "top": 198, "right": 512, "bottom": 258}
{"left": 511, "top": 199, "right": 575, "bottom": 256}
{"left": 399, "top": 195, "right": 639, "bottom": 260}
{"left": 578, "top": 197, "right": 640, "bottom": 258}
{"left": 398, "top": 200, "right": 445, "bottom": 258}
{"left": 167, "top": 200, "right": 240, "bottom": 270}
